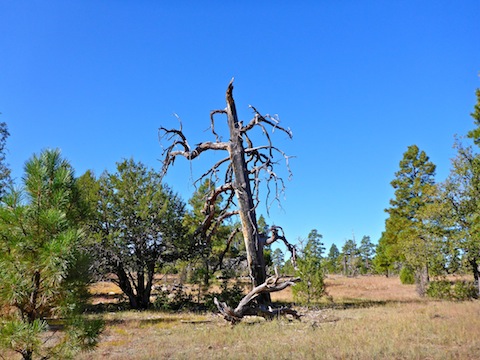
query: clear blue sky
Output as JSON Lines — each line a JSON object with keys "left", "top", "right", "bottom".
{"left": 1, "top": 1, "right": 479, "bottom": 252}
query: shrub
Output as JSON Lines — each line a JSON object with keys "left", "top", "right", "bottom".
{"left": 399, "top": 266, "right": 415, "bottom": 285}
{"left": 203, "top": 282, "right": 245, "bottom": 311}
{"left": 426, "top": 280, "right": 452, "bottom": 299}
{"left": 453, "top": 281, "right": 478, "bottom": 300}
{"left": 153, "top": 285, "right": 194, "bottom": 311}
{"left": 426, "top": 280, "right": 478, "bottom": 300}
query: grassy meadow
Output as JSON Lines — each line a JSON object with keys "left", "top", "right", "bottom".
{"left": 4, "top": 276, "right": 480, "bottom": 359}
{"left": 75, "top": 275, "right": 480, "bottom": 360}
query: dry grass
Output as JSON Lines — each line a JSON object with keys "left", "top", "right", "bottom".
{"left": 76, "top": 275, "right": 480, "bottom": 359}
{"left": 271, "top": 274, "right": 421, "bottom": 303}
{"left": 5, "top": 276, "right": 480, "bottom": 359}
{"left": 75, "top": 301, "right": 480, "bottom": 360}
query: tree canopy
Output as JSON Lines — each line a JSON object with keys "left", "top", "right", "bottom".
{"left": 89, "top": 159, "right": 187, "bottom": 310}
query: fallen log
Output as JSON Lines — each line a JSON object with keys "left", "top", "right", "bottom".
{"left": 214, "top": 269, "right": 301, "bottom": 324}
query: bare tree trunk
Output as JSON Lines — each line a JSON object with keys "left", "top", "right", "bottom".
{"left": 116, "top": 265, "right": 139, "bottom": 309}
{"left": 415, "top": 265, "right": 429, "bottom": 297}
{"left": 470, "top": 258, "right": 480, "bottom": 296}
{"left": 225, "top": 82, "right": 269, "bottom": 303}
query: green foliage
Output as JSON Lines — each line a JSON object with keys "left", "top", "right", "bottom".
{"left": 426, "top": 280, "right": 452, "bottom": 299}
{"left": 293, "top": 229, "right": 326, "bottom": 304}
{"left": 453, "top": 281, "right": 478, "bottom": 300}
{"left": 341, "top": 239, "right": 360, "bottom": 276}
{"left": 373, "top": 234, "right": 398, "bottom": 276}
{"left": 153, "top": 285, "right": 194, "bottom": 311}
{"left": 89, "top": 159, "right": 187, "bottom": 310}
{"left": 442, "top": 139, "right": 480, "bottom": 293}
{"left": 182, "top": 179, "right": 237, "bottom": 287}
{"left": 0, "top": 149, "right": 102, "bottom": 359}
{"left": 426, "top": 280, "right": 478, "bottom": 300}
{"left": 399, "top": 266, "right": 415, "bottom": 284}
{"left": 381, "top": 145, "right": 439, "bottom": 294}
{"left": 359, "top": 236, "right": 375, "bottom": 274}
{"left": 271, "top": 248, "right": 285, "bottom": 270}
{"left": 0, "top": 319, "right": 46, "bottom": 358}
{"left": 203, "top": 282, "right": 245, "bottom": 312}
{"left": 324, "top": 243, "right": 340, "bottom": 274}
{"left": 466, "top": 88, "right": 480, "bottom": 145}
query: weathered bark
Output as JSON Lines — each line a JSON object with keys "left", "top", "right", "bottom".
{"left": 415, "top": 264, "right": 430, "bottom": 297}
{"left": 225, "top": 81, "right": 269, "bottom": 302}
{"left": 214, "top": 269, "right": 301, "bottom": 324}
{"left": 159, "top": 80, "right": 297, "bottom": 320}
{"left": 116, "top": 265, "right": 139, "bottom": 309}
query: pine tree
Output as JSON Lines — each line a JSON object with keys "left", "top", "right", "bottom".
{"left": 325, "top": 243, "right": 340, "bottom": 274}
{"left": 383, "top": 145, "right": 437, "bottom": 295}
{"left": 341, "top": 239, "right": 360, "bottom": 276}
{"left": 359, "top": 236, "right": 375, "bottom": 274}
{"left": 293, "top": 229, "right": 326, "bottom": 304}
{"left": 271, "top": 248, "right": 285, "bottom": 270}
{"left": 0, "top": 149, "right": 102, "bottom": 360}
{"left": 441, "top": 88, "right": 480, "bottom": 295}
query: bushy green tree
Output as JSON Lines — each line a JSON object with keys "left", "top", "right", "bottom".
{"left": 293, "top": 229, "right": 326, "bottom": 304}
{"left": 324, "top": 243, "right": 340, "bottom": 274}
{"left": 359, "top": 236, "right": 375, "bottom": 274}
{"left": 89, "top": 159, "right": 187, "bottom": 309}
{"left": 0, "top": 149, "right": 102, "bottom": 360}
{"left": 439, "top": 89, "right": 480, "bottom": 295}
{"left": 258, "top": 215, "right": 273, "bottom": 268}
{"left": 383, "top": 145, "right": 437, "bottom": 295}
{"left": 374, "top": 227, "right": 402, "bottom": 276}
{"left": 341, "top": 239, "right": 360, "bottom": 276}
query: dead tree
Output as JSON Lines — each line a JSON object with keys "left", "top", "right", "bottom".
{"left": 159, "top": 79, "right": 299, "bottom": 322}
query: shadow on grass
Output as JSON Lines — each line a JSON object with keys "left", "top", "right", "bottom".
{"left": 85, "top": 300, "right": 132, "bottom": 314}
{"left": 273, "top": 298, "right": 426, "bottom": 311}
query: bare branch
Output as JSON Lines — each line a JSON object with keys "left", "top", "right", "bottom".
{"left": 242, "top": 105, "right": 293, "bottom": 140}
{"left": 210, "top": 109, "right": 227, "bottom": 142}
{"left": 158, "top": 124, "right": 229, "bottom": 176}
{"left": 212, "top": 227, "right": 241, "bottom": 274}
{"left": 194, "top": 156, "right": 231, "bottom": 186}
{"left": 263, "top": 226, "right": 297, "bottom": 268}
{"left": 214, "top": 271, "right": 301, "bottom": 324}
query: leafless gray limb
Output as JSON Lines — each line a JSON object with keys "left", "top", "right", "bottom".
{"left": 214, "top": 268, "right": 301, "bottom": 324}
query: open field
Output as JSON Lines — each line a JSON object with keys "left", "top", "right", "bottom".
{"left": 76, "top": 275, "right": 480, "bottom": 359}
{"left": 4, "top": 275, "right": 480, "bottom": 359}
{"left": 74, "top": 301, "right": 480, "bottom": 360}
